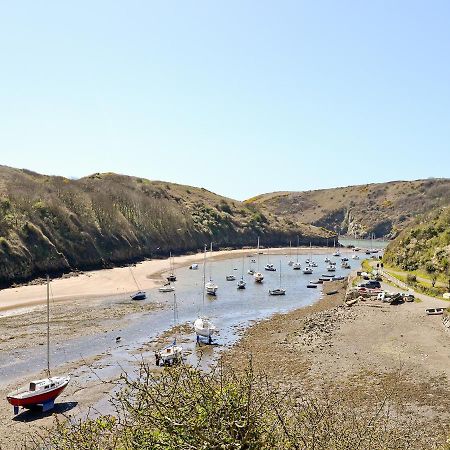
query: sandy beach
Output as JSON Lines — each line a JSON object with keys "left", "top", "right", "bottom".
{"left": 0, "top": 246, "right": 341, "bottom": 313}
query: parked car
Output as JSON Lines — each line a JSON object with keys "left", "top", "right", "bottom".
{"left": 358, "top": 280, "right": 381, "bottom": 289}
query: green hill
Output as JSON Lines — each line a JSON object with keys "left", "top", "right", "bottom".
{"left": 247, "top": 179, "right": 450, "bottom": 239}
{"left": 0, "top": 166, "right": 332, "bottom": 286}
{"left": 383, "top": 206, "right": 450, "bottom": 277}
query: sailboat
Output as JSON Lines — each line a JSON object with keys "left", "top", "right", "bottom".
{"left": 194, "top": 245, "right": 217, "bottom": 344}
{"left": 269, "top": 261, "right": 286, "bottom": 295}
{"left": 166, "top": 252, "right": 177, "bottom": 282}
{"left": 264, "top": 246, "right": 276, "bottom": 271}
{"left": 237, "top": 255, "right": 246, "bottom": 289}
{"left": 288, "top": 240, "right": 294, "bottom": 266}
{"left": 155, "top": 293, "right": 183, "bottom": 366}
{"left": 129, "top": 266, "right": 146, "bottom": 300}
{"left": 7, "top": 276, "right": 70, "bottom": 415}
{"left": 333, "top": 236, "right": 341, "bottom": 257}
{"left": 293, "top": 236, "right": 301, "bottom": 270}
{"left": 253, "top": 237, "right": 264, "bottom": 283}
{"left": 205, "top": 243, "right": 218, "bottom": 295}
{"left": 226, "top": 261, "right": 236, "bottom": 281}
{"left": 303, "top": 243, "right": 313, "bottom": 274}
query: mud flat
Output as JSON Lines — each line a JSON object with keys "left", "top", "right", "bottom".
{"left": 226, "top": 280, "right": 450, "bottom": 448}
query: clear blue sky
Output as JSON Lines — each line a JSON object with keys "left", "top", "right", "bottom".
{"left": 0, "top": 1, "right": 449, "bottom": 200}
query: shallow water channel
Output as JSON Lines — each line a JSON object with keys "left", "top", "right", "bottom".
{"left": 0, "top": 250, "right": 355, "bottom": 405}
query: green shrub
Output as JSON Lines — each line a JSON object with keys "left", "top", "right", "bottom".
{"left": 44, "top": 361, "right": 423, "bottom": 450}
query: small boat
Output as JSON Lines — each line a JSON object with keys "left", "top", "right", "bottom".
{"left": 131, "top": 291, "right": 147, "bottom": 300}
{"left": 237, "top": 255, "right": 246, "bottom": 289}
{"left": 341, "top": 257, "right": 349, "bottom": 262}
{"left": 247, "top": 269, "right": 255, "bottom": 275}
{"left": 129, "top": 266, "right": 146, "bottom": 300}
{"left": 156, "top": 340, "right": 183, "bottom": 366}
{"left": 156, "top": 293, "right": 183, "bottom": 366}
{"left": 293, "top": 236, "right": 301, "bottom": 270}
{"left": 352, "top": 255, "right": 360, "bottom": 260}
{"left": 341, "top": 262, "right": 351, "bottom": 269}
{"left": 333, "top": 251, "right": 341, "bottom": 257}
{"left": 269, "top": 288, "right": 286, "bottom": 296}
{"left": 324, "top": 257, "right": 331, "bottom": 263}
{"left": 254, "top": 272, "right": 264, "bottom": 283}
{"left": 254, "top": 237, "right": 264, "bottom": 283}
{"left": 206, "top": 281, "right": 218, "bottom": 296}
{"left": 354, "top": 247, "right": 360, "bottom": 252}
{"left": 326, "top": 264, "right": 336, "bottom": 272}
{"left": 269, "top": 261, "right": 285, "bottom": 296}
{"left": 332, "top": 276, "right": 345, "bottom": 281}
{"left": 264, "top": 264, "right": 276, "bottom": 271}
{"left": 311, "top": 279, "right": 323, "bottom": 284}
{"left": 206, "top": 243, "right": 218, "bottom": 295}
{"left": 303, "top": 267, "right": 313, "bottom": 274}
{"left": 166, "top": 252, "right": 177, "bottom": 282}
{"left": 226, "top": 275, "right": 236, "bottom": 281}
{"left": 189, "top": 263, "right": 199, "bottom": 270}
{"left": 158, "top": 285, "right": 175, "bottom": 293}
{"left": 195, "top": 246, "right": 218, "bottom": 344}
{"left": 426, "top": 308, "right": 444, "bottom": 315}
{"left": 7, "top": 276, "right": 70, "bottom": 415}
{"left": 307, "top": 284, "right": 317, "bottom": 288}
{"left": 194, "top": 316, "right": 217, "bottom": 343}
{"left": 288, "top": 241, "right": 294, "bottom": 266}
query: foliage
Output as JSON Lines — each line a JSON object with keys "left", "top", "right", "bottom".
{"left": 44, "top": 361, "right": 425, "bottom": 450}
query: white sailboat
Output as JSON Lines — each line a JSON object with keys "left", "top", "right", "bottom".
{"left": 7, "top": 276, "right": 70, "bottom": 414}
{"left": 205, "top": 242, "right": 218, "bottom": 296}
{"left": 253, "top": 237, "right": 264, "bottom": 283}
{"left": 269, "top": 261, "right": 286, "bottom": 295}
{"left": 194, "top": 245, "right": 217, "bottom": 344}
{"left": 293, "top": 236, "right": 301, "bottom": 270}
{"left": 264, "top": 246, "right": 276, "bottom": 271}
{"left": 155, "top": 293, "right": 183, "bottom": 366}
{"left": 288, "top": 240, "right": 294, "bottom": 266}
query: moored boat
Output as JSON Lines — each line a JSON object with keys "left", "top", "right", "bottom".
{"left": 7, "top": 276, "right": 70, "bottom": 414}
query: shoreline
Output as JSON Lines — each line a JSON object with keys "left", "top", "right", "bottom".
{"left": 0, "top": 246, "right": 352, "bottom": 314}
{"left": 225, "top": 275, "right": 450, "bottom": 447}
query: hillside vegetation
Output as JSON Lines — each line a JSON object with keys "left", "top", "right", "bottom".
{"left": 248, "top": 179, "right": 450, "bottom": 238}
{"left": 384, "top": 206, "right": 450, "bottom": 284}
{"left": 0, "top": 166, "right": 332, "bottom": 286}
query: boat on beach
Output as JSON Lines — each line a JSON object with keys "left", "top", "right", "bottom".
{"left": 156, "top": 293, "right": 183, "bottom": 366}
{"left": 7, "top": 276, "right": 70, "bottom": 415}
{"left": 167, "top": 252, "right": 177, "bottom": 282}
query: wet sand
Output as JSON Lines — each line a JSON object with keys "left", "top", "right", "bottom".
{"left": 226, "top": 279, "right": 450, "bottom": 448}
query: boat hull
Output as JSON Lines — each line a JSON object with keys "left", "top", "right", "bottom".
{"left": 7, "top": 380, "right": 69, "bottom": 408}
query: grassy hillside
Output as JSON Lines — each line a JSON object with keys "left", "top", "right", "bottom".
{"left": 0, "top": 166, "right": 333, "bottom": 286}
{"left": 384, "top": 206, "right": 450, "bottom": 283}
{"left": 247, "top": 179, "right": 450, "bottom": 238}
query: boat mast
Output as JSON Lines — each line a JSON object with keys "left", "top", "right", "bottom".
{"left": 209, "top": 242, "right": 213, "bottom": 281}
{"left": 257, "top": 236, "right": 260, "bottom": 271}
{"left": 46, "top": 275, "right": 50, "bottom": 377}
{"left": 279, "top": 261, "right": 282, "bottom": 288}
{"left": 296, "top": 236, "right": 299, "bottom": 263}
{"left": 202, "top": 244, "right": 207, "bottom": 307}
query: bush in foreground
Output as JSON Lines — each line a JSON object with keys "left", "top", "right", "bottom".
{"left": 44, "top": 361, "right": 439, "bottom": 449}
